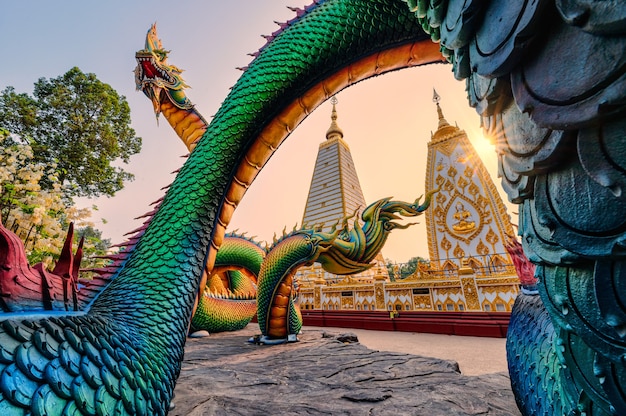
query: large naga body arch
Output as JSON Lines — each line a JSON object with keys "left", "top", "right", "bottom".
{"left": 201, "top": 4, "right": 446, "bottom": 344}
{"left": 208, "top": 9, "right": 444, "bottom": 263}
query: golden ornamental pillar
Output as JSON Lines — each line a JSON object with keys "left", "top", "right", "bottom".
{"left": 314, "top": 273, "right": 326, "bottom": 309}
{"left": 459, "top": 258, "right": 481, "bottom": 311}
{"left": 373, "top": 268, "right": 387, "bottom": 310}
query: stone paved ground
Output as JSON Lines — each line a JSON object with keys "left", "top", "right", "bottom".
{"left": 172, "top": 325, "right": 520, "bottom": 415}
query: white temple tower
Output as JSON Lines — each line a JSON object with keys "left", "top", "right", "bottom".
{"left": 299, "top": 98, "right": 388, "bottom": 283}
{"left": 301, "top": 98, "right": 368, "bottom": 232}
{"left": 424, "top": 90, "right": 516, "bottom": 275}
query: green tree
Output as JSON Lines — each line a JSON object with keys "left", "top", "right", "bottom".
{"left": 0, "top": 67, "right": 141, "bottom": 199}
{"left": 75, "top": 225, "right": 112, "bottom": 272}
{"left": 0, "top": 128, "right": 99, "bottom": 264}
{"left": 386, "top": 256, "right": 430, "bottom": 280}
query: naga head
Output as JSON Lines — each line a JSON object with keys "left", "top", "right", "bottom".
{"left": 363, "top": 187, "right": 439, "bottom": 232}
{"left": 271, "top": 226, "right": 339, "bottom": 267}
{"left": 316, "top": 190, "right": 439, "bottom": 275}
{"left": 134, "top": 23, "right": 192, "bottom": 119}
{"left": 299, "top": 228, "right": 339, "bottom": 265}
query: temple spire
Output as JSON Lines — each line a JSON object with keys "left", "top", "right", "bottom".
{"left": 300, "top": 95, "right": 389, "bottom": 283}
{"left": 326, "top": 96, "right": 344, "bottom": 140}
{"left": 424, "top": 89, "right": 516, "bottom": 280}
{"left": 433, "top": 88, "right": 450, "bottom": 130}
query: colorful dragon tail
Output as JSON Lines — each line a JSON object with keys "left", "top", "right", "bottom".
{"left": 189, "top": 233, "right": 266, "bottom": 334}
{"left": 255, "top": 229, "right": 337, "bottom": 344}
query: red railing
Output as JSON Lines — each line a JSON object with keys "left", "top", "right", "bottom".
{"left": 301, "top": 309, "right": 510, "bottom": 338}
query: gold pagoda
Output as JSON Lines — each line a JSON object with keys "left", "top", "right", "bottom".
{"left": 296, "top": 97, "right": 389, "bottom": 285}
{"left": 299, "top": 92, "right": 520, "bottom": 314}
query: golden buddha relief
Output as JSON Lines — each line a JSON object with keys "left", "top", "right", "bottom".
{"left": 443, "top": 196, "right": 482, "bottom": 241}
{"left": 452, "top": 202, "right": 475, "bottom": 234}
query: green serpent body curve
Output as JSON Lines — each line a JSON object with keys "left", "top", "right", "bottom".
{"left": 190, "top": 286, "right": 257, "bottom": 333}
{"left": 257, "top": 231, "right": 336, "bottom": 342}
{"left": 211, "top": 235, "right": 265, "bottom": 279}
{"left": 190, "top": 235, "right": 265, "bottom": 333}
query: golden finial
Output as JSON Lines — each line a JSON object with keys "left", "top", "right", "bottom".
{"left": 432, "top": 88, "right": 441, "bottom": 104}
{"left": 432, "top": 88, "right": 450, "bottom": 129}
{"left": 326, "top": 96, "right": 343, "bottom": 140}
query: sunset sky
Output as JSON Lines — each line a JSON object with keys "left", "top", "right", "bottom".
{"left": 0, "top": 1, "right": 516, "bottom": 263}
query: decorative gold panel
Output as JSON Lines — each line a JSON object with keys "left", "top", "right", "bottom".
{"left": 413, "top": 295, "right": 432, "bottom": 311}
{"left": 440, "top": 236, "right": 452, "bottom": 252}
{"left": 476, "top": 239, "right": 489, "bottom": 256}
{"left": 341, "top": 297, "right": 354, "bottom": 309}
{"left": 314, "top": 286, "right": 321, "bottom": 309}
{"left": 460, "top": 277, "right": 481, "bottom": 311}
{"left": 456, "top": 175, "right": 469, "bottom": 191}
{"left": 374, "top": 282, "right": 386, "bottom": 310}
{"left": 453, "top": 243, "right": 466, "bottom": 259}
{"left": 485, "top": 227, "right": 499, "bottom": 245}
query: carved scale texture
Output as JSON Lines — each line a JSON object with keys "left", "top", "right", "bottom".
{"left": 256, "top": 234, "right": 319, "bottom": 339}
{"left": 0, "top": 1, "right": 429, "bottom": 412}
{"left": 190, "top": 295, "right": 257, "bottom": 334}
{"left": 0, "top": 316, "right": 173, "bottom": 415}
{"left": 190, "top": 235, "right": 265, "bottom": 333}
{"left": 506, "top": 293, "right": 576, "bottom": 415}
{"left": 225, "top": 270, "right": 255, "bottom": 291}
{"left": 410, "top": 0, "right": 626, "bottom": 413}
{"left": 212, "top": 236, "right": 266, "bottom": 277}
{"left": 539, "top": 263, "right": 626, "bottom": 415}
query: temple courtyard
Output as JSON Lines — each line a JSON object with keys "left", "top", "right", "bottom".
{"left": 172, "top": 324, "right": 520, "bottom": 415}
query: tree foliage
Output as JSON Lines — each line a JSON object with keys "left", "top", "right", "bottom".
{"left": 386, "top": 256, "right": 430, "bottom": 281}
{"left": 0, "top": 129, "right": 110, "bottom": 266}
{"left": 0, "top": 67, "right": 141, "bottom": 199}
{"left": 75, "top": 225, "right": 112, "bottom": 272}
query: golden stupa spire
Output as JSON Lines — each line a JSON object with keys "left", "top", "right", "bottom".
{"left": 431, "top": 89, "right": 459, "bottom": 142}
{"left": 326, "top": 96, "right": 344, "bottom": 140}
{"left": 433, "top": 88, "right": 450, "bottom": 130}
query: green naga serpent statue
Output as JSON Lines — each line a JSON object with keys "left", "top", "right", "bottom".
{"left": 136, "top": 25, "right": 263, "bottom": 335}
{"left": 188, "top": 233, "right": 264, "bottom": 334}
{"left": 0, "top": 1, "right": 624, "bottom": 414}
{"left": 255, "top": 194, "right": 434, "bottom": 345}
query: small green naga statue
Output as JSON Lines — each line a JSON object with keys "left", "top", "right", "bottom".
{"left": 255, "top": 193, "right": 435, "bottom": 345}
